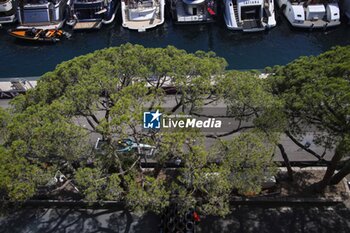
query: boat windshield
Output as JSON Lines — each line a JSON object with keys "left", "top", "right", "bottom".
{"left": 127, "top": 0, "right": 155, "bottom": 9}
{"left": 76, "top": 0, "right": 104, "bottom": 2}
{"left": 22, "top": 0, "right": 62, "bottom": 4}
{"left": 290, "top": 0, "right": 333, "bottom": 3}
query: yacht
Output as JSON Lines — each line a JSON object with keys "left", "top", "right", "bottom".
{"left": 0, "top": 0, "right": 17, "bottom": 24}
{"left": 277, "top": 0, "right": 341, "bottom": 29}
{"left": 17, "top": 0, "right": 70, "bottom": 29}
{"left": 340, "top": 0, "right": 350, "bottom": 23}
{"left": 67, "top": 0, "right": 119, "bottom": 30}
{"left": 170, "top": 0, "right": 217, "bottom": 24}
{"left": 223, "top": 0, "right": 276, "bottom": 32}
{"left": 121, "top": 0, "right": 165, "bottom": 32}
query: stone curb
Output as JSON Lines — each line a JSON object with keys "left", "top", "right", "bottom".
{"left": 278, "top": 167, "right": 328, "bottom": 172}
{"left": 2, "top": 167, "right": 347, "bottom": 208}
{"left": 229, "top": 197, "right": 342, "bottom": 206}
{"left": 1, "top": 197, "right": 342, "bottom": 209}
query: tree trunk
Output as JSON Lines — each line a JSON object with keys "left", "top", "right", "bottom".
{"left": 153, "top": 161, "right": 164, "bottom": 179}
{"left": 313, "top": 142, "right": 345, "bottom": 191}
{"left": 277, "top": 144, "right": 293, "bottom": 181}
{"left": 329, "top": 160, "right": 350, "bottom": 185}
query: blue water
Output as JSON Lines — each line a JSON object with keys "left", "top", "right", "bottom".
{"left": 0, "top": 11, "right": 349, "bottom": 78}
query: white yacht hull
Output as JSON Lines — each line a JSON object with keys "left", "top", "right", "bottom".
{"left": 16, "top": 21, "right": 65, "bottom": 30}
{"left": 340, "top": 0, "right": 350, "bottom": 23}
{"left": 277, "top": 0, "right": 341, "bottom": 29}
{"left": 223, "top": 0, "right": 276, "bottom": 32}
{"left": 0, "top": 0, "right": 17, "bottom": 24}
{"left": 68, "top": 0, "right": 120, "bottom": 29}
{"left": 102, "top": 1, "right": 119, "bottom": 25}
{"left": 121, "top": 0, "right": 165, "bottom": 32}
{"left": 17, "top": 0, "right": 69, "bottom": 29}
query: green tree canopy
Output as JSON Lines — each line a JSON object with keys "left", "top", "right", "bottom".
{"left": 269, "top": 45, "right": 350, "bottom": 189}
{"left": 0, "top": 44, "right": 283, "bottom": 215}
{"left": 0, "top": 143, "right": 45, "bottom": 201}
{"left": 212, "top": 131, "right": 277, "bottom": 195}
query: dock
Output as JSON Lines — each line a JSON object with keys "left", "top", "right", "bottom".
{"left": 17, "top": 21, "right": 65, "bottom": 30}
{"left": 73, "top": 21, "right": 102, "bottom": 30}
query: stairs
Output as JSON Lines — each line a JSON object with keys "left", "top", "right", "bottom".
{"left": 233, "top": 4, "right": 240, "bottom": 26}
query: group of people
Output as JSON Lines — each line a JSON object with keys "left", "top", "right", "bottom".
{"left": 26, "top": 27, "right": 60, "bottom": 38}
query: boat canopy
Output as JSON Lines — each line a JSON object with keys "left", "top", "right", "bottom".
{"left": 326, "top": 3, "right": 339, "bottom": 21}
{"left": 23, "top": 0, "right": 61, "bottom": 4}
{"left": 306, "top": 4, "right": 325, "bottom": 20}
{"left": 183, "top": 0, "right": 205, "bottom": 5}
{"left": 307, "top": 4, "right": 325, "bottom": 13}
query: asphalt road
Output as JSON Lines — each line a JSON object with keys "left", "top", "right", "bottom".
{"left": 0, "top": 99, "right": 334, "bottom": 162}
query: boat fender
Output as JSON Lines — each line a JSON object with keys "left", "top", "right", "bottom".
{"left": 309, "top": 23, "right": 314, "bottom": 32}
{"left": 323, "top": 23, "right": 328, "bottom": 31}
{"left": 63, "top": 31, "right": 72, "bottom": 39}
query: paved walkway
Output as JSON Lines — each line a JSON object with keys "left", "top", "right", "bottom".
{"left": 0, "top": 99, "right": 335, "bottom": 162}
{"left": 1, "top": 206, "right": 349, "bottom": 233}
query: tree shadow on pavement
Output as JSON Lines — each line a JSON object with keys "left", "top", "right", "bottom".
{"left": 1, "top": 204, "right": 350, "bottom": 233}
{"left": 197, "top": 204, "right": 350, "bottom": 233}
{"left": 0, "top": 208, "right": 160, "bottom": 233}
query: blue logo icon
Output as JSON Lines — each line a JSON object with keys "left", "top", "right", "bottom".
{"left": 143, "top": 110, "right": 162, "bottom": 129}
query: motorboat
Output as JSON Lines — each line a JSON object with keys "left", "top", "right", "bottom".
{"left": 223, "top": 0, "right": 276, "bottom": 32}
{"left": 0, "top": 0, "right": 17, "bottom": 24}
{"left": 340, "top": 0, "right": 350, "bottom": 23}
{"left": 8, "top": 28, "right": 64, "bottom": 42}
{"left": 17, "top": 0, "right": 71, "bottom": 29}
{"left": 170, "top": 0, "right": 217, "bottom": 24}
{"left": 277, "top": 0, "right": 341, "bottom": 29}
{"left": 121, "top": 0, "right": 165, "bottom": 32}
{"left": 67, "top": 0, "right": 120, "bottom": 30}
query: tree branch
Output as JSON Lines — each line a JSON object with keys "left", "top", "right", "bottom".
{"left": 85, "top": 116, "right": 96, "bottom": 131}
{"left": 90, "top": 113, "right": 100, "bottom": 125}
{"left": 205, "top": 123, "right": 255, "bottom": 138}
{"left": 277, "top": 144, "right": 293, "bottom": 180}
{"left": 285, "top": 131, "right": 328, "bottom": 162}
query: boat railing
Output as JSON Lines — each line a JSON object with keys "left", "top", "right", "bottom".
{"left": 22, "top": 0, "right": 61, "bottom": 5}
{"left": 126, "top": 0, "right": 155, "bottom": 9}
{"left": 290, "top": 0, "right": 336, "bottom": 6}
{"left": 178, "top": 14, "right": 206, "bottom": 22}
{"left": 75, "top": 0, "right": 104, "bottom": 3}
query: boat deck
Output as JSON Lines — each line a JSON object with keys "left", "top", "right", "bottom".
{"left": 122, "top": 7, "right": 162, "bottom": 32}
{"left": 173, "top": 1, "right": 214, "bottom": 23}
{"left": 73, "top": 21, "right": 102, "bottom": 30}
{"left": 123, "top": 18, "right": 162, "bottom": 31}
{"left": 242, "top": 19, "right": 265, "bottom": 32}
{"left": 291, "top": 19, "right": 341, "bottom": 29}
{"left": 17, "top": 21, "right": 64, "bottom": 30}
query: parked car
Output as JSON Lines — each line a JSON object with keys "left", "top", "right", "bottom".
{"left": 94, "top": 138, "right": 157, "bottom": 158}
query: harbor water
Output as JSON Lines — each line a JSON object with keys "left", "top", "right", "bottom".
{"left": 0, "top": 11, "right": 349, "bottom": 79}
